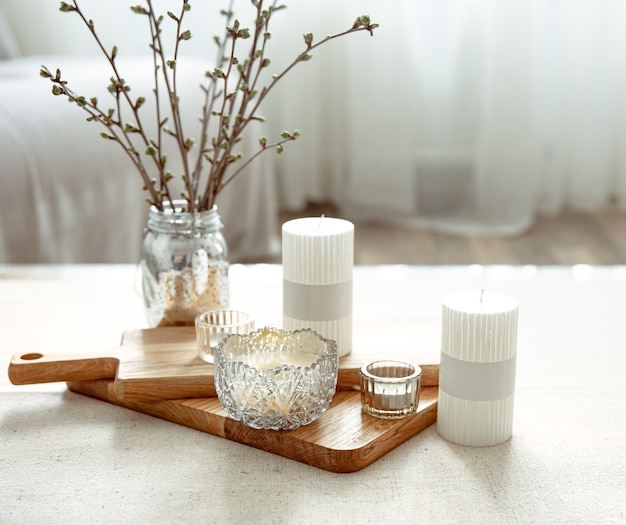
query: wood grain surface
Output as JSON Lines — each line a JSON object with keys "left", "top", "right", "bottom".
{"left": 278, "top": 202, "right": 626, "bottom": 265}
{"left": 9, "top": 322, "right": 440, "bottom": 401}
{"left": 67, "top": 379, "right": 438, "bottom": 473}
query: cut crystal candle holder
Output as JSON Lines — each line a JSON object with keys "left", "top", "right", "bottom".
{"left": 212, "top": 327, "right": 338, "bottom": 430}
{"left": 360, "top": 360, "right": 422, "bottom": 419}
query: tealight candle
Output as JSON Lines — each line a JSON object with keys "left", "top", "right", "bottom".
{"left": 282, "top": 217, "right": 354, "bottom": 356}
{"left": 437, "top": 290, "right": 519, "bottom": 446}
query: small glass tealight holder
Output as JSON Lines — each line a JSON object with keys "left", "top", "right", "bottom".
{"left": 195, "top": 309, "right": 255, "bottom": 363}
{"left": 360, "top": 360, "right": 422, "bottom": 419}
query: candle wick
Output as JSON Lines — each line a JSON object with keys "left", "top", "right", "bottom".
{"left": 480, "top": 289, "right": 485, "bottom": 303}
{"left": 318, "top": 214, "right": 325, "bottom": 228}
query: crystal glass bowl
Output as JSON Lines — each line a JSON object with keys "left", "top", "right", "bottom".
{"left": 213, "top": 327, "right": 338, "bottom": 430}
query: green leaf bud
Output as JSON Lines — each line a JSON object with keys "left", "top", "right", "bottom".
{"left": 59, "top": 2, "right": 76, "bottom": 13}
{"left": 130, "top": 5, "right": 148, "bottom": 15}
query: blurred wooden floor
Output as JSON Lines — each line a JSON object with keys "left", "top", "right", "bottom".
{"left": 275, "top": 203, "right": 626, "bottom": 266}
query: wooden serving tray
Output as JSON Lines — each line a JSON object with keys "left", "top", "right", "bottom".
{"left": 10, "top": 322, "right": 440, "bottom": 402}
{"left": 67, "top": 379, "right": 438, "bottom": 473}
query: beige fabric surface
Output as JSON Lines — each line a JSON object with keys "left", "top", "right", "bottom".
{"left": 1, "top": 264, "right": 625, "bottom": 523}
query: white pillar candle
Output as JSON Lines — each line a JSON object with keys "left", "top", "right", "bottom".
{"left": 437, "top": 290, "right": 519, "bottom": 446}
{"left": 282, "top": 217, "right": 354, "bottom": 357}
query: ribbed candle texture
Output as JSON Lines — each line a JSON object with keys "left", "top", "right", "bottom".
{"left": 282, "top": 217, "right": 354, "bottom": 356}
{"left": 437, "top": 290, "right": 519, "bottom": 446}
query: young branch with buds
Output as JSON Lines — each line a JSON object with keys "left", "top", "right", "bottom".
{"left": 41, "top": 0, "right": 378, "bottom": 212}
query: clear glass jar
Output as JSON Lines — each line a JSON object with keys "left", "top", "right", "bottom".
{"left": 141, "top": 200, "right": 229, "bottom": 327}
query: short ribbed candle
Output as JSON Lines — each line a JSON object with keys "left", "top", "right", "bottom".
{"left": 282, "top": 217, "right": 354, "bottom": 357}
{"left": 437, "top": 290, "right": 519, "bottom": 446}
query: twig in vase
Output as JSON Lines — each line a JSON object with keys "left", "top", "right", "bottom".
{"left": 41, "top": 0, "right": 378, "bottom": 213}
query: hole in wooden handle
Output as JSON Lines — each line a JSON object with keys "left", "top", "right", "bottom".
{"left": 20, "top": 353, "right": 44, "bottom": 361}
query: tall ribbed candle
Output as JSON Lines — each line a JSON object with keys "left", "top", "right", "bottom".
{"left": 437, "top": 290, "right": 519, "bottom": 446}
{"left": 282, "top": 217, "right": 354, "bottom": 357}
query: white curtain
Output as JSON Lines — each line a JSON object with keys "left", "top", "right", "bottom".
{"left": 265, "top": 0, "right": 626, "bottom": 235}
{"left": 5, "top": 0, "right": 626, "bottom": 237}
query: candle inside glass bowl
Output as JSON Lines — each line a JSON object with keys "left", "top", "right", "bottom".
{"left": 212, "top": 327, "right": 339, "bottom": 430}
{"left": 238, "top": 350, "right": 319, "bottom": 371}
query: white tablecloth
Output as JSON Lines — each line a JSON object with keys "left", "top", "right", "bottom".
{"left": 1, "top": 264, "right": 625, "bottom": 524}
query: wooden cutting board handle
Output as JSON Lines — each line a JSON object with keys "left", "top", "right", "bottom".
{"left": 8, "top": 351, "right": 119, "bottom": 385}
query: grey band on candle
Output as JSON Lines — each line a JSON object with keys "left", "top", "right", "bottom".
{"left": 283, "top": 279, "right": 352, "bottom": 321}
{"left": 439, "top": 352, "right": 517, "bottom": 401}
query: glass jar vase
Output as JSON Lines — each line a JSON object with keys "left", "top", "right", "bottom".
{"left": 141, "top": 200, "right": 229, "bottom": 327}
